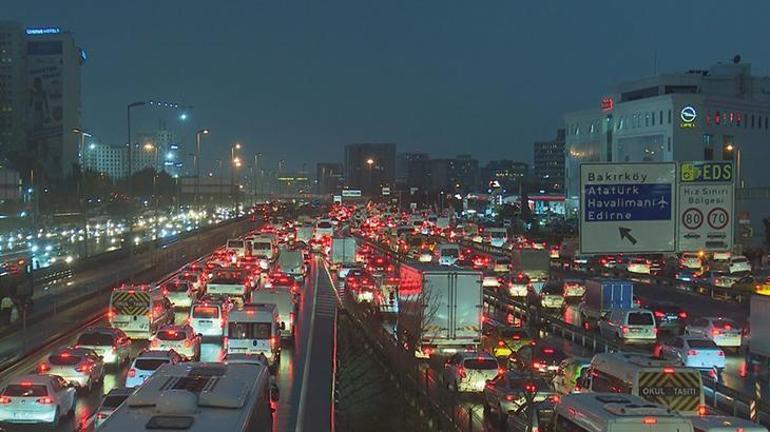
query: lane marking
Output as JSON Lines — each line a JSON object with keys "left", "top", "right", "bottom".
{"left": 296, "top": 257, "right": 320, "bottom": 432}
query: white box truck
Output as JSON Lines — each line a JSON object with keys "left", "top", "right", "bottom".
{"left": 748, "top": 295, "right": 770, "bottom": 362}
{"left": 329, "top": 237, "right": 357, "bottom": 273}
{"left": 397, "top": 263, "right": 483, "bottom": 358}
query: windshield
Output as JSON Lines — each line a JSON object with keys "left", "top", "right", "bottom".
{"left": 134, "top": 359, "right": 169, "bottom": 371}
{"left": 228, "top": 322, "right": 272, "bottom": 339}
{"left": 192, "top": 306, "right": 220, "bottom": 318}
{"left": 627, "top": 312, "right": 654, "bottom": 325}
{"left": 49, "top": 354, "right": 82, "bottom": 366}
{"left": 3, "top": 385, "right": 48, "bottom": 397}
{"left": 687, "top": 339, "right": 719, "bottom": 349}
{"left": 227, "top": 240, "right": 244, "bottom": 249}
{"left": 166, "top": 283, "right": 190, "bottom": 292}
{"left": 77, "top": 333, "right": 114, "bottom": 346}
{"left": 463, "top": 358, "right": 498, "bottom": 370}
{"left": 156, "top": 330, "right": 187, "bottom": 341}
{"left": 317, "top": 222, "right": 332, "bottom": 229}
{"left": 441, "top": 249, "right": 459, "bottom": 258}
{"left": 253, "top": 242, "right": 271, "bottom": 250}
{"left": 101, "top": 394, "right": 130, "bottom": 409}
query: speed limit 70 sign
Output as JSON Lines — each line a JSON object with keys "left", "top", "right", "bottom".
{"left": 677, "top": 161, "right": 734, "bottom": 252}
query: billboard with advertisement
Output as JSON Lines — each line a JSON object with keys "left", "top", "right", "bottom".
{"left": 26, "top": 40, "right": 64, "bottom": 179}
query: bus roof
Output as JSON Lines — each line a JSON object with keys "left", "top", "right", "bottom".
{"left": 99, "top": 363, "right": 271, "bottom": 431}
{"left": 555, "top": 393, "right": 692, "bottom": 431}
{"left": 591, "top": 352, "right": 687, "bottom": 380}
{"left": 229, "top": 304, "right": 277, "bottom": 322}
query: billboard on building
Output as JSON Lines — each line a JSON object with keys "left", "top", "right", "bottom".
{"left": 26, "top": 40, "right": 64, "bottom": 180}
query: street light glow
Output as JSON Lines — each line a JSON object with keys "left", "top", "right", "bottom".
{"left": 179, "top": 113, "right": 188, "bottom": 121}
{"left": 726, "top": 144, "right": 735, "bottom": 151}
{"left": 143, "top": 143, "right": 155, "bottom": 151}
{"left": 366, "top": 158, "right": 374, "bottom": 165}
{"left": 234, "top": 143, "right": 242, "bottom": 150}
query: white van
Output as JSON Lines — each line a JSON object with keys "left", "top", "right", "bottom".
{"left": 250, "top": 287, "right": 297, "bottom": 340}
{"left": 690, "top": 415, "right": 766, "bottom": 432}
{"left": 251, "top": 236, "right": 276, "bottom": 270}
{"left": 189, "top": 298, "right": 230, "bottom": 337}
{"left": 598, "top": 309, "right": 657, "bottom": 343}
{"left": 485, "top": 227, "right": 508, "bottom": 248}
{"left": 314, "top": 218, "right": 334, "bottom": 240}
{"left": 109, "top": 285, "right": 173, "bottom": 339}
{"left": 436, "top": 243, "right": 460, "bottom": 266}
{"left": 552, "top": 393, "right": 694, "bottom": 432}
{"left": 226, "top": 239, "right": 247, "bottom": 258}
{"left": 226, "top": 304, "right": 281, "bottom": 367}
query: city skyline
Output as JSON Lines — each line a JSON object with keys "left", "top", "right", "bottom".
{"left": 5, "top": 1, "right": 770, "bottom": 172}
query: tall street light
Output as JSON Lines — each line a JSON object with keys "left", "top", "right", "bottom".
{"left": 126, "top": 101, "right": 146, "bottom": 256}
{"left": 143, "top": 142, "right": 160, "bottom": 262}
{"left": 71, "top": 128, "right": 92, "bottom": 258}
{"left": 195, "top": 129, "right": 210, "bottom": 216}
{"left": 366, "top": 158, "right": 375, "bottom": 196}
{"left": 231, "top": 143, "right": 242, "bottom": 215}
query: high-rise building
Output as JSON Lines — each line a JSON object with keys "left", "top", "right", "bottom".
{"left": 563, "top": 58, "right": 770, "bottom": 244}
{"left": 81, "top": 140, "right": 125, "bottom": 181}
{"left": 453, "top": 154, "right": 480, "bottom": 193}
{"left": 0, "top": 22, "right": 27, "bottom": 166}
{"left": 24, "top": 26, "right": 84, "bottom": 182}
{"left": 533, "top": 129, "right": 565, "bottom": 193}
{"left": 344, "top": 143, "right": 396, "bottom": 196}
{"left": 316, "top": 162, "right": 343, "bottom": 195}
{"left": 482, "top": 160, "right": 528, "bottom": 192}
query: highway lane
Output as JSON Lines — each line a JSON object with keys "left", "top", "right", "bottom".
{"left": 0, "top": 254, "right": 333, "bottom": 432}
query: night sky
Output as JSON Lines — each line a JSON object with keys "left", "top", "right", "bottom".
{"left": 6, "top": 0, "right": 770, "bottom": 172}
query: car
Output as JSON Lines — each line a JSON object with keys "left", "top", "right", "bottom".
{"left": 484, "top": 326, "right": 533, "bottom": 358}
{"left": 503, "top": 273, "right": 530, "bottom": 298}
{"left": 442, "top": 352, "right": 501, "bottom": 393}
{"left": 530, "top": 282, "right": 564, "bottom": 309}
{"left": 0, "top": 374, "right": 76, "bottom": 425}
{"left": 655, "top": 335, "right": 725, "bottom": 370}
{"left": 37, "top": 347, "right": 105, "bottom": 392}
{"left": 679, "top": 252, "right": 703, "bottom": 270}
{"left": 505, "top": 397, "right": 558, "bottom": 432}
{"left": 161, "top": 280, "right": 197, "bottom": 308}
{"left": 149, "top": 324, "right": 201, "bottom": 360}
{"left": 597, "top": 308, "right": 657, "bottom": 343}
{"left": 641, "top": 300, "right": 688, "bottom": 333}
{"left": 176, "top": 270, "right": 204, "bottom": 292}
{"left": 92, "top": 387, "right": 133, "bottom": 427}
{"left": 417, "top": 249, "right": 433, "bottom": 263}
{"left": 482, "top": 371, "right": 553, "bottom": 425}
{"left": 686, "top": 317, "right": 742, "bottom": 351}
{"left": 730, "top": 272, "right": 770, "bottom": 295}
{"left": 75, "top": 327, "right": 131, "bottom": 366}
{"left": 675, "top": 268, "right": 701, "bottom": 283}
{"left": 508, "top": 343, "right": 566, "bottom": 376}
{"left": 561, "top": 279, "right": 586, "bottom": 300}
{"left": 483, "top": 272, "right": 501, "bottom": 288}
{"left": 551, "top": 357, "right": 591, "bottom": 395}
{"left": 626, "top": 257, "right": 651, "bottom": 275}
{"left": 125, "top": 349, "right": 182, "bottom": 388}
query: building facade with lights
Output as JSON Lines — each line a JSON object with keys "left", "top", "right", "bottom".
{"left": 344, "top": 143, "right": 396, "bottom": 196}
{"left": 564, "top": 59, "right": 770, "bottom": 246}
{"left": 533, "top": 129, "right": 565, "bottom": 193}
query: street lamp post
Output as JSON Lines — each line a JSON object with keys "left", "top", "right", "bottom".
{"left": 126, "top": 101, "right": 146, "bottom": 256}
{"left": 366, "top": 158, "right": 374, "bottom": 197}
{"left": 194, "top": 129, "right": 210, "bottom": 216}
{"left": 72, "top": 128, "right": 92, "bottom": 258}
{"left": 231, "top": 143, "right": 242, "bottom": 215}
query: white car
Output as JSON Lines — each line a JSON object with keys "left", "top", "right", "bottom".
{"left": 679, "top": 252, "right": 702, "bottom": 270}
{"left": 126, "top": 350, "right": 182, "bottom": 388}
{"left": 657, "top": 335, "right": 725, "bottom": 370}
{"left": 417, "top": 249, "right": 433, "bottom": 263}
{"left": 728, "top": 256, "right": 752, "bottom": 274}
{"left": 598, "top": 309, "right": 658, "bottom": 343}
{"left": 162, "top": 280, "right": 197, "bottom": 308}
{"left": 626, "top": 257, "right": 651, "bottom": 275}
{"left": 0, "top": 374, "right": 76, "bottom": 425}
{"left": 149, "top": 324, "right": 201, "bottom": 360}
{"left": 686, "top": 317, "right": 742, "bottom": 351}
{"left": 443, "top": 352, "right": 500, "bottom": 392}
{"left": 37, "top": 347, "right": 105, "bottom": 392}
{"left": 75, "top": 327, "right": 131, "bottom": 366}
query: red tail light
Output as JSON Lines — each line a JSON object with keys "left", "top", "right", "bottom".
{"left": 663, "top": 367, "right": 675, "bottom": 374}
{"left": 36, "top": 397, "right": 54, "bottom": 405}
{"left": 290, "top": 312, "right": 295, "bottom": 327}
{"left": 621, "top": 326, "right": 629, "bottom": 335}
{"left": 457, "top": 366, "right": 466, "bottom": 378}
{"left": 497, "top": 340, "right": 505, "bottom": 347}
{"left": 150, "top": 339, "right": 159, "bottom": 347}
{"left": 653, "top": 311, "right": 665, "bottom": 318}
{"left": 712, "top": 329, "right": 721, "bottom": 336}
{"left": 184, "top": 339, "right": 193, "bottom": 347}
{"left": 678, "top": 311, "right": 688, "bottom": 319}
{"left": 504, "top": 394, "right": 515, "bottom": 401}
{"left": 717, "top": 350, "right": 725, "bottom": 357}
{"left": 642, "top": 417, "right": 657, "bottom": 425}
{"left": 107, "top": 308, "right": 116, "bottom": 320}
{"left": 271, "top": 336, "right": 280, "bottom": 350}
{"left": 128, "top": 368, "right": 136, "bottom": 377}
{"left": 76, "top": 363, "right": 92, "bottom": 373}
{"left": 0, "top": 396, "right": 11, "bottom": 404}
{"left": 687, "top": 349, "right": 699, "bottom": 356}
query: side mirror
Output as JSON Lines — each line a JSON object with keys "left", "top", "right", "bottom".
{"left": 280, "top": 322, "right": 286, "bottom": 330}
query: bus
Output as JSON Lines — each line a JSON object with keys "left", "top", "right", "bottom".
{"left": 97, "top": 362, "right": 275, "bottom": 431}
{"left": 553, "top": 393, "right": 694, "bottom": 432}
{"left": 587, "top": 353, "right": 704, "bottom": 415}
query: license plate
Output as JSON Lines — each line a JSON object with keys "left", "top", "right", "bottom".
{"left": 629, "top": 328, "right": 641, "bottom": 333}
{"left": 199, "top": 321, "right": 211, "bottom": 326}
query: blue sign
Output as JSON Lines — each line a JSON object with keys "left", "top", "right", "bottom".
{"left": 25, "top": 27, "right": 61, "bottom": 35}
{"left": 584, "top": 183, "right": 672, "bottom": 222}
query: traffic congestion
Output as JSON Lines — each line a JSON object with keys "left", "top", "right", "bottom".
{"left": 0, "top": 201, "right": 768, "bottom": 431}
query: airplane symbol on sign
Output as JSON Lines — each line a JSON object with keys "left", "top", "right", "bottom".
{"left": 657, "top": 196, "right": 669, "bottom": 209}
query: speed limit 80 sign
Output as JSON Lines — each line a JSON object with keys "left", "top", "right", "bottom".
{"left": 677, "top": 161, "right": 734, "bottom": 252}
